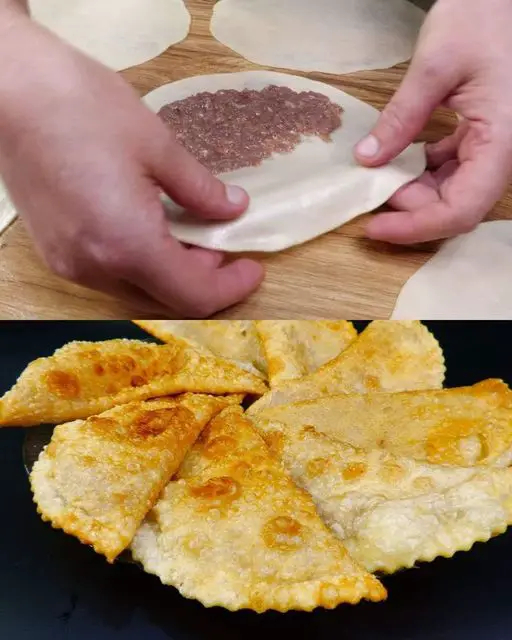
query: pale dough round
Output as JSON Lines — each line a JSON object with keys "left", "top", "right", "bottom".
{"left": 392, "top": 221, "right": 512, "bottom": 320}
{"left": 0, "top": 181, "right": 16, "bottom": 236}
{"left": 144, "top": 71, "right": 426, "bottom": 253}
{"left": 211, "top": 0, "right": 425, "bottom": 75}
{"left": 30, "top": 0, "right": 191, "bottom": 71}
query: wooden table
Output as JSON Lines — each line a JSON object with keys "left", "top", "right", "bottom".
{"left": 1, "top": 0, "right": 511, "bottom": 319}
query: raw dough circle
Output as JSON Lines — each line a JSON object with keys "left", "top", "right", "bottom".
{"left": 0, "top": 181, "right": 16, "bottom": 236}
{"left": 144, "top": 71, "right": 426, "bottom": 253}
{"left": 30, "top": 0, "right": 191, "bottom": 71}
{"left": 392, "top": 221, "right": 512, "bottom": 320}
{"left": 211, "top": 0, "right": 425, "bottom": 75}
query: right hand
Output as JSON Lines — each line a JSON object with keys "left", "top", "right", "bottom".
{"left": 0, "top": 12, "right": 264, "bottom": 317}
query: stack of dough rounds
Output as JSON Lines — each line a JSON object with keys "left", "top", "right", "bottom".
{"left": 211, "top": 0, "right": 425, "bottom": 75}
{"left": 29, "top": 0, "right": 191, "bottom": 71}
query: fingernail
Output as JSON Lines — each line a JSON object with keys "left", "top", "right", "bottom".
{"left": 226, "top": 184, "right": 247, "bottom": 206}
{"left": 356, "top": 135, "right": 380, "bottom": 158}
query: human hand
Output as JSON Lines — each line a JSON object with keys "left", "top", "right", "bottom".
{"left": 0, "top": 12, "right": 263, "bottom": 317}
{"left": 354, "top": 0, "right": 512, "bottom": 244}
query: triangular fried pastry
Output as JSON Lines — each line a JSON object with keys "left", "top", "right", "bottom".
{"left": 0, "top": 339, "right": 266, "bottom": 427}
{"left": 251, "top": 380, "right": 512, "bottom": 467}
{"left": 255, "top": 321, "right": 357, "bottom": 387}
{"left": 248, "top": 321, "right": 445, "bottom": 413}
{"left": 256, "top": 418, "right": 512, "bottom": 574}
{"left": 134, "top": 320, "right": 267, "bottom": 377}
{"left": 131, "top": 406, "right": 385, "bottom": 612}
{"left": 30, "top": 394, "right": 234, "bottom": 562}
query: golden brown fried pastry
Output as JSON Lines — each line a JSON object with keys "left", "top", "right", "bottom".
{"left": 134, "top": 320, "right": 267, "bottom": 377}
{"left": 131, "top": 406, "right": 385, "bottom": 612}
{"left": 30, "top": 394, "right": 233, "bottom": 562}
{"left": 248, "top": 321, "right": 445, "bottom": 413}
{"left": 257, "top": 418, "right": 512, "bottom": 574}
{"left": 256, "top": 321, "right": 357, "bottom": 387}
{"left": 0, "top": 339, "right": 266, "bottom": 427}
{"left": 251, "top": 379, "right": 512, "bottom": 467}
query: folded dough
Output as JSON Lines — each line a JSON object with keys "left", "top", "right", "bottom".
{"left": 131, "top": 406, "right": 386, "bottom": 611}
{"left": 248, "top": 321, "right": 445, "bottom": 412}
{"left": 251, "top": 380, "right": 512, "bottom": 467}
{"left": 0, "top": 339, "right": 266, "bottom": 427}
{"left": 255, "top": 320, "right": 357, "bottom": 387}
{"left": 30, "top": 394, "right": 233, "bottom": 562}
{"left": 134, "top": 320, "right": 267, "bottom": 377}
{"left": 257, "top": 419, "right": 512, "bottom": 574}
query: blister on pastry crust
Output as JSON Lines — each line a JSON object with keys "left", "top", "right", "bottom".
{"left": 30, "top": 394, "right": 235, "bottom": 562}
{"left": 0, "top": 339, "right": 266, "bottom": 427}
{"left": 131, "top": 406, "right": 385, "bottom": 612}
{"left": 251, "top": 379, "right": 512, "bottom": 467}
{"left": 256, "top": 418, "right": 512, "bottom": 574}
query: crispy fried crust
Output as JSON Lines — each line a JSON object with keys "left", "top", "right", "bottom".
{"left": 248, "top": 321, "right": 445, "bottom": 413}
{"left": 0, "top": 339, "right": 266, "bottom": 427}
{"left": 251, "top": 379, "right": 512, "bottom": 467}
{"left": 256, "top": 418, "right": 512, "bottom": 574}
{"left": 134, "top": 320, "right": 267, "bottom": 377}
{"left": 30, "top": 394, "right": 233, "bottom": 562}
{"left": 256, "top": 321, "right": 357, "bottom": 387}
{"left": 131, "top": 406, "right": 385, "bottom": 612}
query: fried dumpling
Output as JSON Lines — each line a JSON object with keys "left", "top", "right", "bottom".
{"left": 30, "top": 394, "right": 234, "bottom": 562}
{"left": 257, "top": 419, "right": 512, "bottom": 574}
{"left": 131, "top": 406, "right": 385, "bottom": 612}
{"left": 134, "top": 320, "right": 267, "bottom": 377}
{"left": 255, "top": 321, "right": 357, "bottom": 387}
{"left": 248, "top": 321, "right": 445, "bottom": 413}
{"left": 0, "top": 339, "right": 266, "bottom": 427}
{"left": 251, "top": 379, "right": 512, "bottom": 467}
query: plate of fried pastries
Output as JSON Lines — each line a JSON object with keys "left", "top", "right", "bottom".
{"left": 2, "top": 320, "right": 512, "bottom": 614}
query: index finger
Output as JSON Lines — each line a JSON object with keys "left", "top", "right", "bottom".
{"left": 366, "top": 139, "right": 511, "bottom": 244}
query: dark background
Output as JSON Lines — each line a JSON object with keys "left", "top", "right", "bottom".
{"left": 1, "top": 321, "right": 512, "bottom": 640}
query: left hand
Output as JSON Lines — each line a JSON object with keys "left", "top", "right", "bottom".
{"left": 354, "top": 0, "right": 512, "bottom": 245}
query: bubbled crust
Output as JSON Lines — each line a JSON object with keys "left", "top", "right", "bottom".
{"left": 30, "top": 394, "right": 234, "bottom": 562}
{"left": 131, "top": 406, "right": 385, "bottom": 612}
{"left": 251, "top": 379, "right": 512, "bottom": 467}
{"left": 255, "top": 321, "right": 357, "bottom": 387}
{"left": 248, "top": 320, "right": 445, "bottom": 413}
{"left": 0, "top": 338, "right": 266, "bottom": 427}
{"left": 255, "top": 418, "right": 512, "bottom": 574}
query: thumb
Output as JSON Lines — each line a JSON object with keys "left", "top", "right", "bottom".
{"left": 153, "top": 132, "right": 250, "bottom": 221}
{"left": 354, "top": 57, "right": 454, "bottom": 167}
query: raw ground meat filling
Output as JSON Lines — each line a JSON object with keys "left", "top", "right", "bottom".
{"left": 158, "top": 85, "right": 343, "bottom": 174}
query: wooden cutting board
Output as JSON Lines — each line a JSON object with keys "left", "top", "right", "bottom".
{"left": 1, "top": 0, "right": 511, "bottom": 319}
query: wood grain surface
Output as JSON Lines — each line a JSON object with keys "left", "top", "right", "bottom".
{"left": 1, "top": 0, "right": 511, "bottom": 320}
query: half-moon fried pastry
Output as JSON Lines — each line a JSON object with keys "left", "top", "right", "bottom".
{"left": 0, "top": 339, "right": 266, "bottom": 427}
{"left": 248, "top": 321, "right": 445, "bottom": 413}
{"left": 30, "top": 394, "right": 234, "bottom": 562}
{"left": 257, "top": 418, "right": 512, "bottom": 574}
{"left": 251, "top": 379, "right": 512, "bottom": 467}
{"left": 131, "top": 406, "right": 385, "bottom": 612}
{"left": 255, "top": 321, "right": 357, "bottom": 387}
